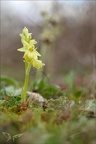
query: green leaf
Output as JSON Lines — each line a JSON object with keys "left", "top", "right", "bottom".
{"left": 0, "top": 76, "right": 18, "bottom": 87}
{"left": 14, "top": 88, "right": 22, "bottom": 96}
{"left": 64, "top": 71, "right": 75, "bottom": 89}
{"left": 5, "top": 86, "right": 15, "bottom": 96}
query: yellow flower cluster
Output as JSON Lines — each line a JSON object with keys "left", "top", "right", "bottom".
{"left": 18, "top": 27, "right": 45, "bottom": 69}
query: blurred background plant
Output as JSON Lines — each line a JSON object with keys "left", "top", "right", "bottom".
{"left": 36, "top": 9, "right": 62, "bottom": 79}
{"left": 1, "top": 0, "right": 96, "bottom": 83}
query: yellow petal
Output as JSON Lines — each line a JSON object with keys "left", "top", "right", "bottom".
{"left": 32, "top": 59, "right": 45, "bottom": 69}
{"left": 17, "top": 47, "right": 27, "bottom": 52}
{"left": 30, "top": 40, "right": 37, "bottom": 45}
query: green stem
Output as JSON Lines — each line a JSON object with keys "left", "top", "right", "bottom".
{"left": 21, "top": 62, "right": 31, "bottom": 102}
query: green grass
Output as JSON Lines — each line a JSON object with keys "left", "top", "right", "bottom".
{"left": 0, "top": 73, "right": 96, "bottom": 144}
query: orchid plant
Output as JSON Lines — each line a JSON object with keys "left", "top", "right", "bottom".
{"left": 18, "top": 27, "right": 45, "bottom": 102}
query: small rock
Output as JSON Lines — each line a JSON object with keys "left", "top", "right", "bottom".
{"left": 27, "top": 91, "right": 45, "bottom": 107}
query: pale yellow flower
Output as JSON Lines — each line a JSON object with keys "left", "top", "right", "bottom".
{"left": 17, "top": 27, "right": 45, "bottom": 69}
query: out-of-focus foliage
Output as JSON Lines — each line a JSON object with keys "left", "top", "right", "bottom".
{"left": 31, "top": 77, "right": 65, "bottom": 99}
{"left": 0, "top": 74, "right": 96, "bottom": 144}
